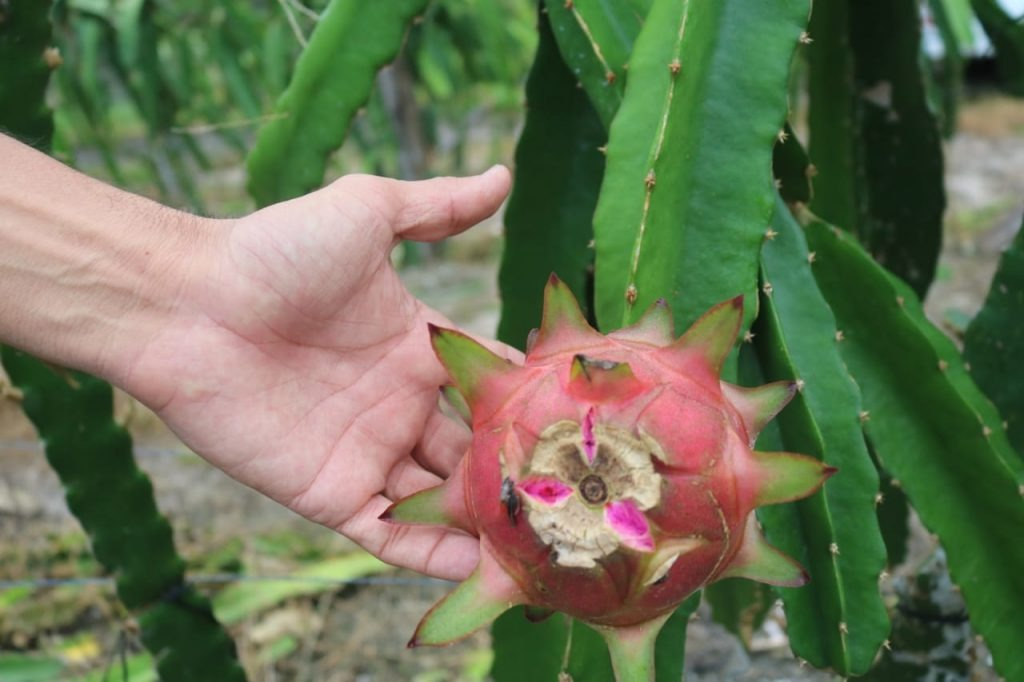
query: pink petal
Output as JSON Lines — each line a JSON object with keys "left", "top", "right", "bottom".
{"left": 582, "top": 407, "right": 597, "bottom": 463}
{"left": 519, "top": 478, "right": 574, "bottom": 506}
{"left": 604, "top": 500, "right": 655, "bottom": 552}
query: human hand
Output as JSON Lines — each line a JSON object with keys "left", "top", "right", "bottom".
{"left": 120, "top": 168, "right": 515, "bottom": 581}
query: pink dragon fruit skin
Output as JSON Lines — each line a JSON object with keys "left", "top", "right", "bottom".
{"left": 382, "top": 275, "right": 833, "bottom": 679}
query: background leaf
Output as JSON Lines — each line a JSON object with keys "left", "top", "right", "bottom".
{"left": 213, "top": 554, "right": 392, "bottom": 625}
{"left": 247, "top": 0, "right": 429, "bottom": 207}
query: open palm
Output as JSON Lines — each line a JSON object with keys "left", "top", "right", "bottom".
{"left": 122, "top": 168, "right": 514, "bottom": 580}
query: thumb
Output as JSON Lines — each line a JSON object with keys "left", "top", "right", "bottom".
{"left": 388, "top": 165, "right": 511, "bottom": 242}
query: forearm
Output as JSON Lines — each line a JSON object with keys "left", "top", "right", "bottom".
{"left": 0, "top": 134, "right": 211, "bottom": 383}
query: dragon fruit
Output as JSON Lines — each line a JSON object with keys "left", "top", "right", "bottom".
{"left": 383, "top": 275, "right": 833, "bottom": 680}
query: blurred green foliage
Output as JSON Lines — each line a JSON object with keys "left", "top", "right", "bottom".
{"left": 47, "top": 0, "right": 536, "bottom": 214}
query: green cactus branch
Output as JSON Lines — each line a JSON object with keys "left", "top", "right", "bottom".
{"left": 703, "top": 577, "right": 773, "bottom": 651}
{"left": 803, "top": 214, "right": 1024, "bottom": 682}
{"left": 0, "top": 0, "right": 56, "bottom": 149}
{"left": 807, "top": 0, "right": 945, "bottom": 298}
{"left": 872, "top": 462, "right": 911, "bottom": 568}
{"left": 497, "top": 5, "right": 606, "bottom": 350}
{"left": 804, "top": 0, "right": 855, "bottom": 230}
{"left": 0, "top": 352, "right": 246, "bottom": 681}
{"left": 927, "top": 0, "right": 974, "bottom": 137}
{"left": 964, "top": 215, "right": 1024, "bottom": 452}
{"left": 542, "top": 0, "right": 645, "bottom": 129}
{"left": 772, "top": 123, "right": 812, "bottom": 205}
{"left": 970, "top": 0, "right": 1024, "bottom": 95}
{"left": 113, "top": 0, "right": 178, "bottom": 136}
{"left": 592, "top": 0, "right": 810, "bottom": 334}
{"left": 753, "top": 198, "right": 890, "bottom": 675}
{"left": 246, "top": 0, "right": 429, "bottom": 207}
{"left": 491, "top": 609, "right": 567, "bottom": 681}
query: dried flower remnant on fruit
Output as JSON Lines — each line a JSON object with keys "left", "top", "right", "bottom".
{"left": 519, "top": 418, "right": 662, "bottom": 567}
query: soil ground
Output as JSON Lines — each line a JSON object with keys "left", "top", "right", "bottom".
{"left": 2, "top": 95, "right": 1023, "bottom": 681}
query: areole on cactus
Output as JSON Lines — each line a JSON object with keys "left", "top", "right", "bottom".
{"left": 382, "top": 275, "right": 834, "bottom": 681}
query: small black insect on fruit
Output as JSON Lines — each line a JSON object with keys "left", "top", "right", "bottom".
{"left": 500, "top": 476, "right": 520, "bottom": 525}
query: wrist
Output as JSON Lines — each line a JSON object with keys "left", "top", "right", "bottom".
{"left": 95, "top": 207, "right": 223, "bottom": 389}
{"left": 0, "top": 134, "right": 222, "bottom": 386}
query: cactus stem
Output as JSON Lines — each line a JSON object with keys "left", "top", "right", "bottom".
{"left": 622, "top": 3, "right": 693, "bottom": 328}
{"left": 563, "top": 0, "right": 616, "bottom": 89}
